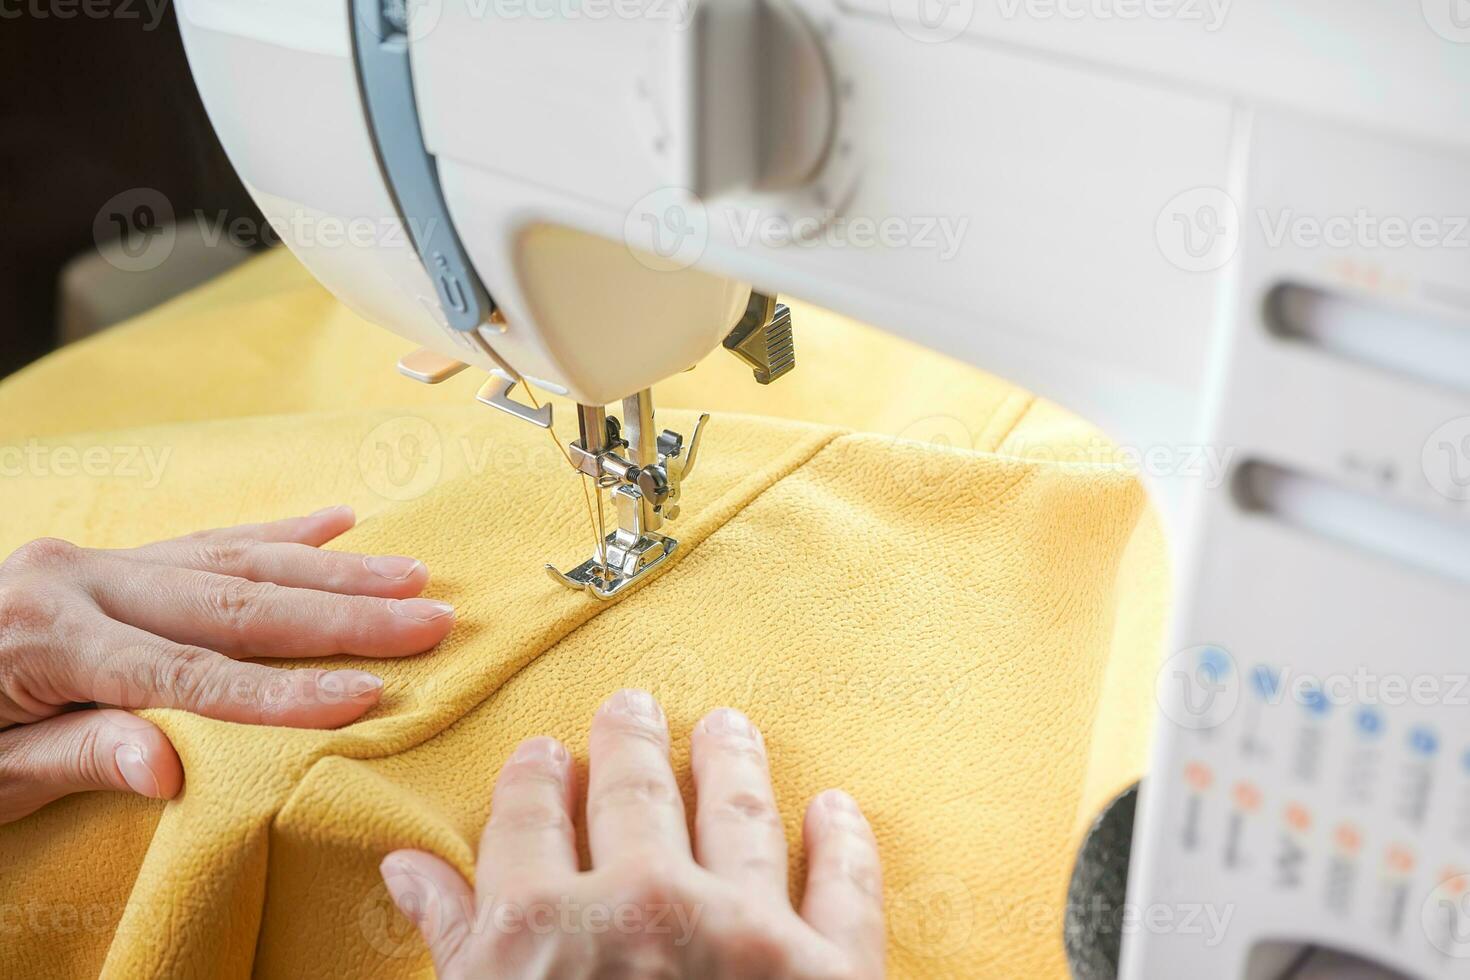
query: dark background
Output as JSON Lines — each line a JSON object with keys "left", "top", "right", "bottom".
{"left": 0, "top": 2, "right": 261, "bottom": 375}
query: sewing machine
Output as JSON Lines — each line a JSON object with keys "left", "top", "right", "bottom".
{"left": 174, "top": 0, "right": 1470, "bottom": 975}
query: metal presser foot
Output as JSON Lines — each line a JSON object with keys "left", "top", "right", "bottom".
{"left": 455, "top": 291, "right": 794, "bottom": 600}
{"left": 546, "top": 389, "right": 709, "bottom": 600}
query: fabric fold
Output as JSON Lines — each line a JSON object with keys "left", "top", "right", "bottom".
{"left": 0, "top": 252, "right": 1168, "bottom": 979}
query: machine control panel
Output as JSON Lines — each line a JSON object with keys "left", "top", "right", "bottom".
{"left": 1155, "top": 646, "right": 1470, "bottom": 974}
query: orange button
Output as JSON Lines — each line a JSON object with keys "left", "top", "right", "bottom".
{"left": 1232, "top": 782, "right": 1262, "bottom": 813}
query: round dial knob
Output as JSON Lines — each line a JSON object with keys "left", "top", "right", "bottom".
{"left": 752, "top": 0, "right": 835, "bottom": 192}
{"left": 676, "top": 0, "right": 835, "bottom": 198}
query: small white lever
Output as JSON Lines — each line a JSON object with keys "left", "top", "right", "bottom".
{"left": 397, "top": 348, "right": 469, "bottom": 385}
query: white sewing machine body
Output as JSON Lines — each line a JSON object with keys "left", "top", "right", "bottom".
{"left": 175, "top": 0, "right": 1470, "bottom": 975}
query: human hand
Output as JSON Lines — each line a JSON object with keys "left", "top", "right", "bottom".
{"left": 0, "top": 506, "right": 454, "bottom": 824}
{"left": 380, "top": 689, "right": 885, "bottom": 978}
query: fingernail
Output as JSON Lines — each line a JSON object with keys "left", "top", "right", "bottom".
{"left": 512, "top": 736, "right": 569, "bottom": 765}
{"left": 328, "top": 670, "right": 384, "bottom": 699}
{"left": 390, "top": 598, "right": 455, "bottom": 622}
{"left": 702, "top": 707, "right": 757, "bottom": 741}
{"left": 818, "top": 789, "right": 860, "bottom": 815}
{"left": 380, "top": 856, "right": 429, "bottom": 923}
{"left": 602, "top": 688, "right": 663, "bottom": 724}
{"left": 364, "top": 555, "right": 423, "bottom": 581}
{"left": 311, "top": 504, "right": 355, "bottom": 521}
{"left": 116, "top": 744, "right": 163, "bottom": 798}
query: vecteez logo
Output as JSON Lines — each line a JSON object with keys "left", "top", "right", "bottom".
{"left": 1156, "top": 646, "right": 1240, "bottom": 730}
{"left": 623, "top": 187, "right": 712, "bottom": 272}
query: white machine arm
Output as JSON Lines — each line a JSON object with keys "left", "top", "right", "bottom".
{"left": 175, "top": 1, "right": 1470, "bottom": 975}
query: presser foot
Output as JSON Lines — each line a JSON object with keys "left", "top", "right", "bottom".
{"left": 545, "top": 532, "right": 678, "bottom": 600}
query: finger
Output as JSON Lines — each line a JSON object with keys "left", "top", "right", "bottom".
{"left": 117, "top": 537, "right": 430, "bottom": 599}
{"left": 800, "top": 790, "right": 885, "bottom": 976}
{"left": 381, "top": 850, "right": 476, "bottom": 977}
{"left": 587, "top": 689, "right": 689, "bottom": 866}
{"left": 690, "top": 707, "right": 788, "bottom": 902}
{"left": 0, "top": 708, "right": 182, "bottom": 825}
{"left": 86, "top": 621, "right": 388, "bottom": 729}
{"left": 158, "top": 505, "right": 358, "bottom": 548}
{"left": 477, "top": 737, "right": 578, "bottom": 902}
{"left": 83, "top": 553, "right": 454, "bottom": 659}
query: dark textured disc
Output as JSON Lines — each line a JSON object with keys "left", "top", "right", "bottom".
{"left": 1064, "top": 782, "right": 1139, "bottom": 980}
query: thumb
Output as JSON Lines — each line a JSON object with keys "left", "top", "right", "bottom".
{"left": 0, "top": 708, "right": 183, "bottom": 825}
{"left": 380, "top": 850, "right": 475, "bottom": 975}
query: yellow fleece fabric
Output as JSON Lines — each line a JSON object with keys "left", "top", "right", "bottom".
{"left": 0, "top": 249, "right": 1167, "bottom": 979}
